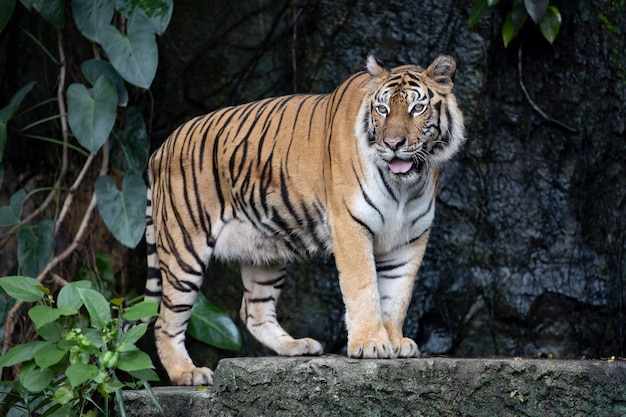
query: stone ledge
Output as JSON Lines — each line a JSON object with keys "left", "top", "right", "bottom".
{"left": 121, "top": 356, "right": 626, "bottom": 416}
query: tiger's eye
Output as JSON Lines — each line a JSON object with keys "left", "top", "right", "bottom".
{"left": 375, "top": 104, "right": 388, "bottom": 116}
{"left": 411, "top": 103, "right": 426, "bottom": 117}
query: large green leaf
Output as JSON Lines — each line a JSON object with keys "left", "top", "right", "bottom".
{"left": 0, "top": 340, "right": 49, "bottom": 367}
{"left": 0, "top": 188, "right": 26, "bottom": 227}
{"left": 33, "top": 0, "right": 65, "bottom": 28}
{"left": 115, "top": 0, "right": 173, "bottom": 35}
{"left": 66, "top": 363, "right": 99, "bottom": 388}
{"left": 56, "top": 280, "right": 92, "bottom": 310}
{"left": 538, "top": 5, "right": 561, "bottom": 44}
{"left": 72, "top": 0, "right": 114, "bottom": 43}
{"left": 0, "top": 0, "right": 16, "bottom": 33}
{"left": 188, "top": 292, "right": 241, "bottom": 351}
{"left": 76, "top": 287, "right": 111, "bottom": 328}
{"left": 19, "top": 362, "right": 55, "bottom": 392}
{"left": 100, "top": 11, "right": 158, "bottom": 89}
{"left": 122, "top": 300, "right": 158, "bottom": 321}
{"left": 111, "top": 107, "right": 148, "bottom": 171}
{"left": 0, "top": 276, "right": 43, "bottom": 302}
{"left": 0, "top": 81, "right": 36, "bottom": 161}
{"left": 81, "top": 59, "right": 129, "bottom": 106}
{"left": 117, "top": 349, "right": 154, "bottom": 372}
{"left": 28, "top": 304, "right": 77, "bottom": 329}
{"left": 95, "top": 170, "right": 147, "bottom": 248}
{"left": 524, "top": 0, "right": 548, "bottom": 24}
{"left": 67, "top": 75, "right": 118, "bottom": 153}
{"left": 17, "top": 220, "right": 55, "bottom": 277}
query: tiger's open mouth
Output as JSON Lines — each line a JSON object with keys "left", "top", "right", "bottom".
{"left": 388, "top": 157, "right": 417, "bottom": 175}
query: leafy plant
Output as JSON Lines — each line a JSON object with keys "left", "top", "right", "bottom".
{"left": 469, "top": 0, "right": 562, "bottom": 47}
{"left": 0, "top": 0, "right": 242, "bottom": 412}
{"left": 0, "top": 277, "right": 161, "bottom": 416}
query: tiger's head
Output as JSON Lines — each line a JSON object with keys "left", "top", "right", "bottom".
{"left": 360, "top": 54, "right": 465, "bottom": 183}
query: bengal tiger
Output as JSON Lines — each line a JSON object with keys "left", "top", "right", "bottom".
{"left": 144, "top": 53, "right": 465, "bottom": 385}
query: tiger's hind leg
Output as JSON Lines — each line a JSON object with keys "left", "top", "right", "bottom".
{"left": 239, "top": 263, "right": 323, "bottom": 356}
{"left": 154, "top": 244, "right": 213, "bottom": 385}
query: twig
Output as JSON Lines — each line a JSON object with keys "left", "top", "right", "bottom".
{"left": 2, "top": 28, "right": 111, "bottom": 351}
{"left": 0, "top": 28, "right": 70, "bottom": 250}
{"left": 55, "top": 153, "right": 96, "bottom": 233}
{"left": 518, "top": 45, "right": 578, "bottom": 133}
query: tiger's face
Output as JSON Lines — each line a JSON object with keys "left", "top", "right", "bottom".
{"left": 363, "top": 54, "right": 464, "bottom": 184}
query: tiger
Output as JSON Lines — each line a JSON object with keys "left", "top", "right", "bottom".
{"left": 144, "top": 53, "right": 465, "bottom": 385}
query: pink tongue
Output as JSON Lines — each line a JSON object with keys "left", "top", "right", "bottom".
{"left": 388, "top": 158, "right": 413, "bottom": 174}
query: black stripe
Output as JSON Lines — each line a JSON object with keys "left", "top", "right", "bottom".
{"left": 255, "top": 275, "right": 285, "bottom": 287}
{"left": 248, "top": 296, "right": 276, "bottom": 303}
{"left": 345, "top": 205, "right": 375, "bottom": 238}
{"left": 408, "top": 228, "right": 430, "bottom": 244}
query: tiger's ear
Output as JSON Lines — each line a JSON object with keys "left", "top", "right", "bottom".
{"left": 425, "top": 54, "right": 457, "bottom": 88}
{"left": 366, "top": 54, "right": 389, "bottom": 79}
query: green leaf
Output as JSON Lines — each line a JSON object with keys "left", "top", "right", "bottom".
{"left": 53, "top": 384, "right": 75, "bottom": 405}
{"left": 524, "top": 0, "right": 548, "bottom": 24}
{"left": 34, "top": 344, "right": 67, "bottom": 368}
{"left": 28, "top": 304, "right": 77, "bottom": 329}
{"left": 538, "top": 5, "right": 561, "bottom": 44}
{"left": 36, "top": 321, "right": 64, "bottom": 341}
{"left": 56, "top": 280, "right": 92, "bottom": 310}
{"left": 128, "top": 368, "right": 159, "bottom": 381}
{"left": 66, "top": 75, "right": 118, "bottom": 153}
{"left": 66, "top": 363, "right": 98, "bottom": 388}
{"left": 0, "top": 0, "right": 16, "bottom": 33}
{"left": 111, "top": 107, "right": 148, "bottom": 171}
{"left": 17, "top": 220, "right": 55, "bottom": 277}
{"left": 188, "top": 293, "right": 241, "bottom": 351}
{"left": 76, "top": 287, "right": 111, "bottom": 328}
{"left": 487, "top": 0, "right": 500, "bottom": 6}
{"left": 99, "top": 10, "right": 158, "bottom": 89}
{"left": 95, "top": 170, "right": 147, "bottom": 248}
{"left": 81, "top": 59, "right": 129, "bottom": 107}
{"left": 81, "top": 328, "right": 105, "bottom": 349}
{"left": 0, "top": 188, "right": 26, "bottom": 227}
{"left": 0, "top": 340, "right": 49, "bottom": 367}
{"left": 115, "top": 0, "right": 173, "bottom": 35}
{"left": 20, "top": 362, "right": 54, "bottom": 392}
{"left": 511, "top": 1, "right": 528, "bottom": 33}
{"left": 502, "top": 12, "right": 515, "bottom": 47}
{"left": 33, "top": 0, "right": 65, "bottom": 28}
{"left": 0, "top": 81, "right": 36, "bottom": 162}
{"left": 117, "top": 349, "right": 154, "bottom": 372}
{"left": 72, "top": 0, "right": 114, "bottom": 42}
{"left": 0, "top": 276, "right": 43, "bottom": 302}
{"left": 468, "top": 0, "right": 490, "bottom": 27}
{"left": 119, "top": 323, "right": 148, "bottom": 347}
{"left": 122, "top": 300, "right": 158, "bottom": 321}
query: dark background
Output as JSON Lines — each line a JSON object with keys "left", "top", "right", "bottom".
{"left": 1, "top": 0, "right": 624, "bottom": 368}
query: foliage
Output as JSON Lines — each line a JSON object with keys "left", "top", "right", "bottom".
{"left": 0, "top": 277, "right": 161, "bottom": 416}
{"left": 0, "top": 0, "right": 242, "bottom": 413}
{"left": 469, "top": 0, "right": 562, "bottom": 47}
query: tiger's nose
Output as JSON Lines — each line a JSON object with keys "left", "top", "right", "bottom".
{"left": 383, "top": 137, "right": 406, "bottom": 150}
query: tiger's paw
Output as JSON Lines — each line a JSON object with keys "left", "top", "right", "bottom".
{"left": 397, "top": 337, "right": 420, "bottom": 358}
{"left": 278, "top": 337, "right": 324, "bottom": 356}
{"left": 168, "top": 365, "right": 214, "bottom": 386}
{"left": 348, "top": 335, "right": 396, "bottom": 359}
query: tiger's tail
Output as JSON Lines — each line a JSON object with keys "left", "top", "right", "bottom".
{"left": 144, "top": 178, "right": 162, "bottom": 317}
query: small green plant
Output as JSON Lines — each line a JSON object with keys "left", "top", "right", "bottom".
{"left": 0, "top": 276, "right": 162, "bottom": 416}
{"left": 469, "top": 0, "right": 562, "bottom": 47}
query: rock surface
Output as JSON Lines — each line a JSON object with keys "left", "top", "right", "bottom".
{"left": 121, "top": 356, "right": 626, "bottom": 416}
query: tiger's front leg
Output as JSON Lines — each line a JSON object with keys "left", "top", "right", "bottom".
{"left": 331, "top": 216, "right": 397, "bottom": 359}
{"left": 376, "top": 231, "right": 430, "bottom": 358}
